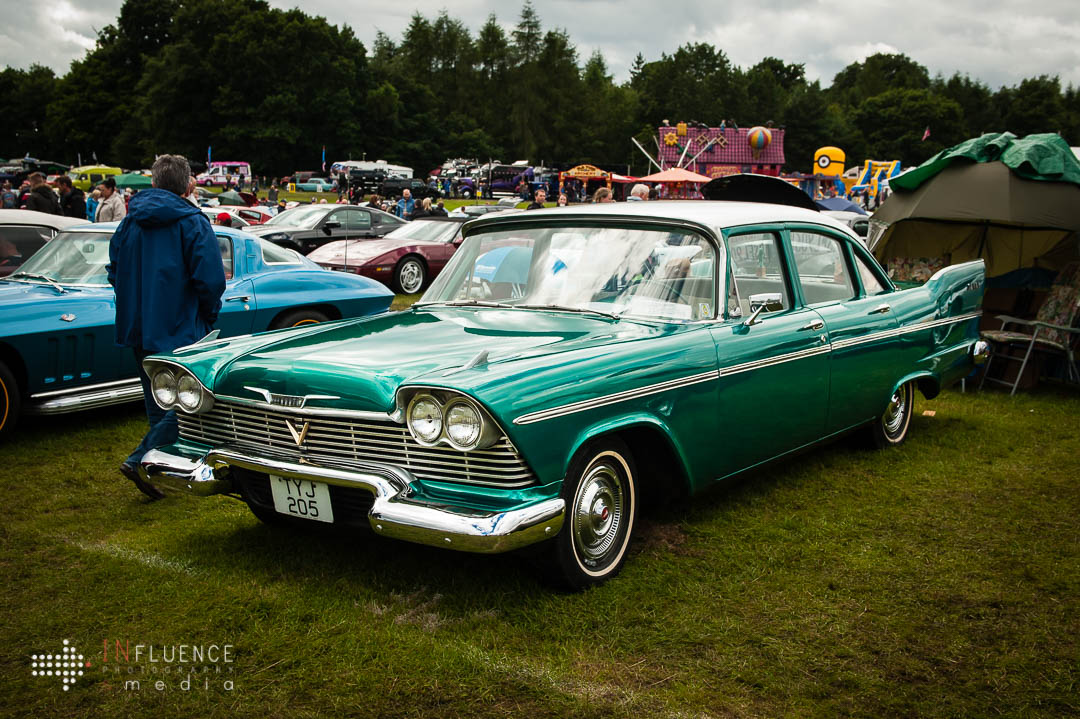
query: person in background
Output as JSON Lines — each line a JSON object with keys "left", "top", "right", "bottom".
{"left": 627, "top": 184, "right": 649, "bottom": 202}
{"left": 96, "top": 178, "right": 126, "bottom": 221}
{"left": 394, "top": 189, "right": 415, "bottom": 219}
{"left": 430, "top": 200, "right": 448, "bottom": 217}
{"left": 86, "top": 189, "right": 101, "bottom": 220}
{"left": 556, "top": 193, "right": 569, "bottom": 207}
{"left": 592, "top": 187, "right": 613, "bottom": 203}
{"left": 267, "top": 184, "right": 279, "bottom": 204}
{"left": 215, "top": 212, "right": 231, "bottom": 226}
{"left": 2, "top": 180, "right": 19, "bottom": 209}
{"left": 276, "top": 199, "right": 287, "bottom": 215}
{"left": 56, "top": 176, "right": 86, "bottom": 219}
{"left": 526, "top": 188, "right": 547, "bottom": 210}
{"left": 411, "top": 197, "right": 433, "bottom": 219}
{"left": 25, "top": 173, "right": 60, "bottom": 214}
{"left": 108, "top": 154, "right": 225, "bottom": 500}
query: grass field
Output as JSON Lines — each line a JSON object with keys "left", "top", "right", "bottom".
{"left": 1, "top": 358, "right": 1077, "bottom": 717}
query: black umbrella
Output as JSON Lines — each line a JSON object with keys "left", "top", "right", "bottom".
{"left": 702, "top": 173, "right": 818, "bottom": 211}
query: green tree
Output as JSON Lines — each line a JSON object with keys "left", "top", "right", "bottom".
{"left": 853, "top": 88, "right": 963, "bottom": 163}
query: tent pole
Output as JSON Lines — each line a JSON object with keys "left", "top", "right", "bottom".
{"left": 632, "top": 138, "right": 663, "bottom": 172}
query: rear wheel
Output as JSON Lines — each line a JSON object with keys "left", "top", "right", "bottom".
{"left": 869, "top": 381, "right": 914, "bottom": 448}
{"left": 545, "top": 438, "right": 638, "bottom": 590}
{"left": 0, "top": 361, "right": 21, "bottom": 439}
{"left": 393, "top": 256, "right": 427, "bottom": 294}
{"left": 270, "top": 309, "right": 329, "bottom": 330}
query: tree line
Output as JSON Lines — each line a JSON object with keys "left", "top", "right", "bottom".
{"left": 2, "top": 0, "right": 1078, "bottom": 178}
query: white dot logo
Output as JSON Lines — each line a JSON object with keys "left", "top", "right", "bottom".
{"left": 30, "top": 639, "right": 86, "bottom": 691}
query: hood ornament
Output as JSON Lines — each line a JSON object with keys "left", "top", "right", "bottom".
{"left": 244, "top": 386, "right": 339, "bottom": 409}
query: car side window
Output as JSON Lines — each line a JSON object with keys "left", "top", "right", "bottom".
{"left": 789, "top": 231, "right": 855, "bottom": 305}
{"left": 0, "top": 225, "right": 54, "bottom": 268}
{"left": 854, "top": 253, "right": 887, "bottom": 296}
{"left": 726, "top": 232, "right": 791, "bottom": 318}
{"left": 216, "top": 235, "right": 234, "bottom": 279}
{"left": 344, "top": 209, "right": 371, "bottom": 231}
{"left": 260, "top": 239, "right": 302, "bottom": 265}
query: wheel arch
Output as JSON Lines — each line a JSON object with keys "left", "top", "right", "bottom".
{"left": 892, "top": 370, "right": 940, "bottom": 401}
{"left": 267, "top": 303, "right": 343, "bottom": 329}
{"left": 0, "top": 341, "right": 28, "bottom": 396}
{"left": 564, "top": 414, "right": 693, "bottom": 503}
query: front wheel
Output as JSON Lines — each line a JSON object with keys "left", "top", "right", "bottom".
{"left": 546, "top": 438, "right": 638, "bottom": 590}
{"left": 393, "top": 256, "right": 426, "bottom": 294}
{"left": 0, "top": 360, "right": 21, "bottom": 439}
{"left": 869, "top": 380, "right": 914, "bottom": 448}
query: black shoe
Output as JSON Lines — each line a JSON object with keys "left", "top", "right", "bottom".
{"left": 120, "top": 462, "right": 165, "bottom": 500}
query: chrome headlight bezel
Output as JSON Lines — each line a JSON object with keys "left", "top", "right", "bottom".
{"left": 151, "top": 369, "right": 177, "bottom": 408}
{"left": 403, "top": 390, "right": 500, "bottom": 451}
{"left": 145, "top": 360, "right": 215, "bottom": 414}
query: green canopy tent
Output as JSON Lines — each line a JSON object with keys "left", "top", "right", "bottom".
{"left": 113, "top": 172, "right": 152, "bottom": 190}
{"left": 869, "top": 133, "right": 1080, "bottom": 282}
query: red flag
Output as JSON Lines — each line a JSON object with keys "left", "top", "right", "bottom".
{"left": 921, "top": 126, "right": 931, "bottom": 141}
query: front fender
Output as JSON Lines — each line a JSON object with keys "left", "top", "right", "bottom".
{"left": 564, "top": 411, "right": 694, "bottom": 491}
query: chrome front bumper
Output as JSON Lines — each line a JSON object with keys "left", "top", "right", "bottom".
{"left": 140, "top": 446, "right": 564, "bottom": 554}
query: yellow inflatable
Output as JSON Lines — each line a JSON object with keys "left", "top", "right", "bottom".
{"left": 814, "top": 146, "right": 845, "bottom": 176}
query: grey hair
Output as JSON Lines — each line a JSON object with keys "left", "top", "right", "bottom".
{"left": 630, "top": 183, "right": 649, "bottom": 199}
{"left": 152, "top": 154, "right": 192, "bottom": 195}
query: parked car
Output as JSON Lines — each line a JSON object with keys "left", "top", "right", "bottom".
{"left": 67, "top": 165, "right": 123, "bottom": 192}
{"left": 247, "top": 204, "right": 406, "bottom": 254}
{"left": 202, "top": 208, "right": 252, "bottom": 229}
{"left": 136, "top": 201, "right": 987, "bottom": 589}
{"left": 0, "top": 223, "right": 393, "bottom": 439}
{"left": 449, "top": 203, "right": 520, "bottom": 218}
{"left": 822, "top": 210, "right": 870, "bottom": 240}
{"left": 0, "top": 210, "right": 85, "bottom": 277}
{"left": 379, "top": 177, "right": 440, "bottom": 200}
{"left": 296, "top": 177, "right": 336, "bottom": 193}
{"left": 218, "top": 205, "right": 275, "bottom": 225}
{"left": 309, "top": 216, "right": 467, "bottom": 293}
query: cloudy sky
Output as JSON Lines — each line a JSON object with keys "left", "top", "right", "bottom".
{"left": 4, "top": 0, "right": 1079, "bottom": 89}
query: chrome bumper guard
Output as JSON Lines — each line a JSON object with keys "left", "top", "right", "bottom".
{"left": 139, "top": 446, "right": 564, "bottom": 554}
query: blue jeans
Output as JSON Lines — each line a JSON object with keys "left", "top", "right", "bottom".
{"left": 125, "top": 348, "right": 177, "bottom": 466}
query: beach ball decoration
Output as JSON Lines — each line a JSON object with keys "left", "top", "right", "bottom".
{"left": 747, "top": 126, "right": 772, "bottom": 158}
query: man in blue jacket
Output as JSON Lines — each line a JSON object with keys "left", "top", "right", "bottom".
{"left": 107, "top": 154, "right": 226, "bottom": 499}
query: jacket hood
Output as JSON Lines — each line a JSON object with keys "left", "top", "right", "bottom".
{"left": 127, "top": 188, "right": 202, "bottom": 228}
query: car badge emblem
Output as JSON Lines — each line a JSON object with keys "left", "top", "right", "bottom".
{"left": 60, "top": 314, "right": 76, "bottom": 322}
{"left": 285, "top": 419, "right": 310, "bottom": 446}
{"left": 244, "top": 386, "right": 339, "bottom": 408}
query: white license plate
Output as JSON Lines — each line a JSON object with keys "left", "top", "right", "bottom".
{"left": 269, "top": 475, "right": 334, "bottom": 523}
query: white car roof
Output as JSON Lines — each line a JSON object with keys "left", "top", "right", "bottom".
{"left": 0, "top": 210, "right": 85, "bottom": 230}
{"left": 478, "top": 200, "right": 860, "bottom": 240}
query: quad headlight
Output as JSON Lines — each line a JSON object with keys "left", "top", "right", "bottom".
{"left": 405, "top": 391, "right": 498, "bottom": 451}
{"left": 146, "top": 362, "right": 214, "bottom": 414}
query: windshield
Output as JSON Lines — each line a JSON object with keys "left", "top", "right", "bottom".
{"left": 9, "top": 231, "right": 113, "bottom": 285}
{"left": 421, "top": 224, "right": 719, "bottom": 321}
{"left": 266, "top": 205, "right": 327, "bottom": 229}
{"left": 385, "top": 220, "right": 462, "bottom": 244}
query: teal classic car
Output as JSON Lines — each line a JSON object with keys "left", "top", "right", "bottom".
{"left": 0, "top": 223, "right": 393, "bottom": 438}
{"left": 139, "top": 202, "right": 988, "bottom": 588}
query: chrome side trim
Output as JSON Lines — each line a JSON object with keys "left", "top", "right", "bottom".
{"left": 512, "top": 310, "right": 984, "bottom": 425}
{"left": 139, "top": 446, "right": 565, "bottom": 555}
{"left": 513, "top": 370, "right": 719, "bottom": 425}
{"left": 27, "top": 378, "right": 143, "bottom": 415}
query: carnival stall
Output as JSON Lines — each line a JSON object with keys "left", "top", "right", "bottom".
{"left": 652, "top": 122, "right": 786, "bottom": 178}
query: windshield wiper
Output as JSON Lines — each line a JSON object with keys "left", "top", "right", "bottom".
{"left": 515, "top": 303, "right": 623, "bottom": 320}
{"left": 7, "top": 271, "right": 67, "bottom": 294}
{"left": 415, "top": 299, "right": 516, "bottom": 309}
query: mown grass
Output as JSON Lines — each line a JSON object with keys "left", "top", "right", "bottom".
{"left": 0, "top": 382, "right": 1077, "bottom": 718}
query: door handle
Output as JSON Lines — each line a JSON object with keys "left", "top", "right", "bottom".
{"left": 868, "top": 303, "right": 891, "bottom": 315}
{"left": 225, "top": 295, "right": 250, "bottom": 302}
{"left": 800, "top": 319, "right": 824, "bottom": 331}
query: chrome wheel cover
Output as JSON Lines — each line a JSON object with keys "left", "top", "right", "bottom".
{"left": 882, "top": 386, "right": 908, "bottom": 436}
{"left": 572, "top": 462, "right": 625, "bottom": 567}
{"left": 399, "top": 260, "right": 424, "bottom": 293}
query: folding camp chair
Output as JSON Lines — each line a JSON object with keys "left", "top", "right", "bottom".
{"left": 980, "top": 263, "right": 1080, "bottom": 394}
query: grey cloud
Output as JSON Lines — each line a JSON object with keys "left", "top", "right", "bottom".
{"left": 3, "top": 0, "right": 1078, "bottom": 91}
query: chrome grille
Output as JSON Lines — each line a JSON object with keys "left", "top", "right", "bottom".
{"left": 177, "top": 400, "right": 537, "bottom": 488}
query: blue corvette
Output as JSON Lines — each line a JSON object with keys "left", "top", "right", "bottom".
{"left": 0, "top": 222, "right": 393, "bottom": 438}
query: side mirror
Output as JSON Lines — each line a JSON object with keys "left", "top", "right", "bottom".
{"left": 323, "top": 220, "right": 341, "bottom": 234}
{"left": 744, "top": 292, "right": 784, "bottom": 326}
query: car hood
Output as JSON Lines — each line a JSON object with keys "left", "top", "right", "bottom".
{"left": 0, "top": 281, "right": 114, "bottom": 333}
{"left": 310, "top": 238, "right": 432, "bottom": 265}
{"left": 164, "top": 308, "right": 695, "bottom": 415}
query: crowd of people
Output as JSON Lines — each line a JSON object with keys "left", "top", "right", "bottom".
{"left": 1, "top": 172, "right": 129, "bottom": 221}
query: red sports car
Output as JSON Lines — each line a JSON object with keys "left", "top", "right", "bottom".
{"left": 307, "top": 216, "right": 466, "bottom": 294}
